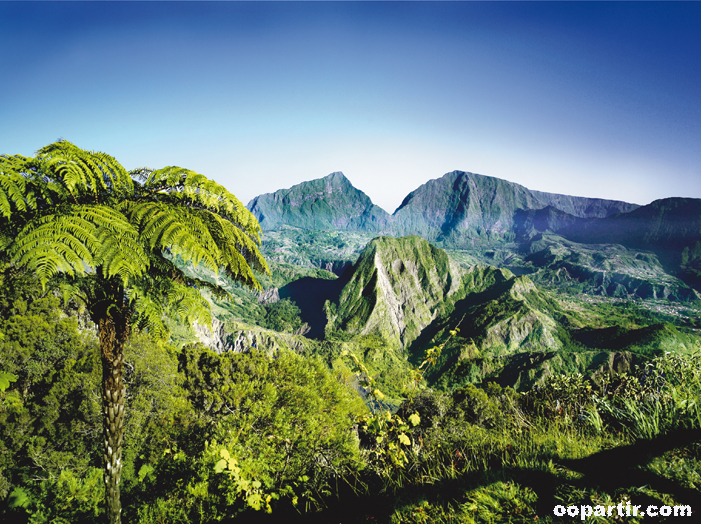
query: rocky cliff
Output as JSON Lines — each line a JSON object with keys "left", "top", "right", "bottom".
{"left": 326, "top": 235, "right": 466, "bottom": 348}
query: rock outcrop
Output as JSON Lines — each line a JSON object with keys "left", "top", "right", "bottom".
{"left": 326, "top": 235, "right": 465, "bottom": 348}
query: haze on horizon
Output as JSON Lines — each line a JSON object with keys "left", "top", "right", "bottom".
{"left": 1, "top": 2, "right": 700, "bottom": 214}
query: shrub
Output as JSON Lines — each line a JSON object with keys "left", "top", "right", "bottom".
{"left": 449, "top": 384, "right": 509, "bottom": 430}
{"left": 146, "top": 345, "right": 367, "bottom": 518}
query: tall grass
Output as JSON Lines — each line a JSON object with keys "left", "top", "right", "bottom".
{"left": 358, "top": 352, "right": 701, "bottom": 523}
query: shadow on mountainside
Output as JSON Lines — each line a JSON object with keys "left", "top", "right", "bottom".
{"left": 406, "top": 275, "right": 514, "bottom": 366}
{"left": 279, "top": 275, "right": 347, "bottom": 339}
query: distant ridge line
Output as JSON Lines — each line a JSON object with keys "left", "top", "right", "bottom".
{"left": 246, "top": 170, "right": 640, "bottom": 239}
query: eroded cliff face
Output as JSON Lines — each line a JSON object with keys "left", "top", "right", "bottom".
{"left": 328, "top": 236, "right": 465, "bottom": 348}
{"left": 195, "top": 318, "right": 315, "bottom": 355}
{"left": 194, "top": 317, "right": 231, "bottom": 352}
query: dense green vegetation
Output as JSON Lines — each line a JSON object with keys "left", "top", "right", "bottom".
{"left": 3, "top": 152, "right": 701, "bottom": 522}
{"left": 0, "top": 141, "right": 269, "bottom": 524}
{"left": 2, "top": 260, "right": 700, "bottom": 522}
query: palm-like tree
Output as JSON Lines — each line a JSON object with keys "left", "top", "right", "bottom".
{"left": 0, "top": 140, "right": 269, "bottom": 523}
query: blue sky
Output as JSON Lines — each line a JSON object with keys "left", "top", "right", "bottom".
{"left": 1, "top": 2, "right": 700, "bottom": 213}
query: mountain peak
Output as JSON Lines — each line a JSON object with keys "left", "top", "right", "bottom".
{"left": 246, "top": 172, "right": 390, "bottom": 231}
{"left": 325, "top": 171, "right": 348, "bottom": 181}
{"left": 390, "top": 170, "right": 638, "bottom": 247}
{"left": 327, "top": 235, "right": 466, "bottom": 348}
{"left": 247, "top": 169, "right": 639, "bottom": 243}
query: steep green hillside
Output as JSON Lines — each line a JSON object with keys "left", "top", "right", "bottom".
{"left": 319, "top": 236, "right": 576, "bottom": 390}
{"left": 247, "top": 172, "right": 390, "bottom": 231}
{"left": 325, "top": 236, "right": 466, "bottom": 349}
{"left": 317, "top": 234, "right": 567, "bottom": 358}
{"left": 407, "top": 271, "right": 567, "bottom": 387}
{"left": 318, "top": 235, "right": 700, "bottom": 393}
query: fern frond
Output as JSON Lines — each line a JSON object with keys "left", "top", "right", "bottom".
{"left": 137, "top": 166, "right": 263, "bottom": 244}
{"left": 0, "top": 155, "right": 36, "bottom": 217}
{"left": 35, "top": 140, "right": 133, "bottom": 199}
{"left": 144, "top": 252, "right": 232, "bottom": 301}
{"left": 10, "top": 213, "right": 99, "bottom": 284}
{"left": 128, "top": 272, "right": 212, "bottom": 339}
{"left": 127, "top": 286, "right": 169, "bottom": 340}
{"left": 8, "top": 205, "right": 148, "bottom": 286}
{"left": 0, "top": 230, "right": 12, "bottom": 252}
{"left": 68, "top": 205, "right": 149, "bottom": 283}
{"left": 165, "top": 282, "right": 212, "bottom": 328}
{"left": 3, "top": 141, "right": 269, "bottom": 342}
{"left": 205, "top": 212, "right": 269, "bottom": 284}
{"left": 123, "top": 201, "right": 221, "bottom": 273}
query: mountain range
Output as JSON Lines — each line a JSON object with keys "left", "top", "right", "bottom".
{"left": 247, "top": 170, "right": 639, "bottom": 241}
{"left": 170, "top": 168, "right": 701, "bottom": 394}
{"left": 247, "top": 170, "right": 701, "bottom": 297}
{"left": 211, "top": 232, "right": 696, "bottom": 395}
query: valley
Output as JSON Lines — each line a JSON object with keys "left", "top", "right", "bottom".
{"left": 182, "top": 170, "right": 701, "bottom": 403}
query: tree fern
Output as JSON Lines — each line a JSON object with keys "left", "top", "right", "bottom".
{"left": 0, "top": 140, "right": 269, "bottom": 524}
{"left": 35, "top": 141, "right": 133, "bottom": 198}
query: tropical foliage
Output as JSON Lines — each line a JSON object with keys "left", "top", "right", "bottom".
{"left": 2, "top": 141, "right": 700, "bottom": 523}
{"left": 0, "top": 141, "right": 268, "bottom": 523}
{"left": 2, "top": 277, "right": 699, "bottom": 523}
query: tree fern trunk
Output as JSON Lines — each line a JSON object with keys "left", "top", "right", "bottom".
{"left": 99, "top": 313, "right": 129, "bottom": 524}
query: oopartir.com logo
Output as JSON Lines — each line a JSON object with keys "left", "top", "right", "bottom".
{"left": 553, "top": 502, "right": 692, "bottom": 519}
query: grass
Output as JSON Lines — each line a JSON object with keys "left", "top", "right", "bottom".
{"left": 292, "top": 424, "right": 699, "bottom": 524}
{"left": 264, "top": 352, "right": 701, "bottom": 524}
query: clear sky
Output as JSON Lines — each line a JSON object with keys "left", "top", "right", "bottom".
{"left": 1, "top": 1, "right": 700, "bottom": 213}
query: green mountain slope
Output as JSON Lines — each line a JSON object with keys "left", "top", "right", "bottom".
{"left": 406, "top": 270, "right": 567, "bottom": 387}
{"left": 522, "top": 234, "right": 700, "bottom": 301}
{"left": 318, "top": 235, "right": 701, "bottom": 392}
{"left": 325, "top": 236, "right": 466, "bottom": 348}
{"left": 247, "top": 172, "right": 390, "bottom": 231}
{"left": 323, "top": 236, "right": 569, "bottom": 382}
{"left": 390, "top": 171, "right": 543, "bottom": 245}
